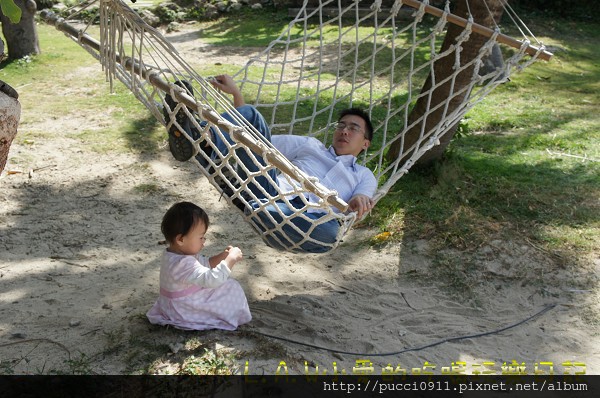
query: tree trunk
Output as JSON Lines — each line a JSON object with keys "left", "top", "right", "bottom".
{"left": 0, "top": 0, "right": 40, "bottom": 60}
{"left": 0, "top": 81, "right": 20, "bottom": 174}
{"left": 386, "top": 0, "right": 505, "bottom": 166}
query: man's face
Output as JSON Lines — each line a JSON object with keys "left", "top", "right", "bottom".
{"left": 332, "top": 114, "right": 371, "bottom": 157}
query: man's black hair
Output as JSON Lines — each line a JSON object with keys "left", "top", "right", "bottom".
{"left": 338, "top": 108, "right": 374, "bottom": 141}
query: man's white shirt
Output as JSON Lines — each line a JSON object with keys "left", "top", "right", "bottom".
{"left": 272, "top": 135, "right": 377, "bottom": 212}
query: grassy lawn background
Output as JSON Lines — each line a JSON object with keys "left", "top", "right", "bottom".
{"left": 373, "top": 16, "right": 599, "bottom": 260}
{"left": 2, "top": 6, "right": 597, "bottom": 266}
{"left": 0, "top": 5, "right": 597, "bottom": 374}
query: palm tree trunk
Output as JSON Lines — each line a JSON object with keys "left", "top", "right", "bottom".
{"left": 0, "top": 0, "right": 40, "bottom": 60}
{"left": 0, "top": 81, "right": 20, "bottom": 174}
{"left": 386, "top": 0, "right": 505, "bottom": 166}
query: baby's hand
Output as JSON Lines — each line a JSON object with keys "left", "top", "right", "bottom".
{"left": 224, "top": 246, "right": 243, "bottom": 270}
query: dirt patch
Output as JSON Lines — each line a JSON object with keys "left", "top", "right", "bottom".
{"left": 1, "top": 25, "right": 598, "bottom": 376}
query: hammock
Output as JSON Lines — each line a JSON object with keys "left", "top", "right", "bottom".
{"left": 42, "top": 0, "right": 551, "bottom": 253}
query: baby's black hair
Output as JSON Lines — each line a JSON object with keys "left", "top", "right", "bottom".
{"left": 161, "top": 202, "right": 209, "bottom": 244}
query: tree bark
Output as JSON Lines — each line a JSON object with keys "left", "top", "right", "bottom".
{"left": 0, "top": 81, "right": 20, "bottom": 174}
{"left": 0, "top": 0, "right": 40, "bottom": 60}
{"left": 386, "top": 0, "right": 505, "bottom": 166}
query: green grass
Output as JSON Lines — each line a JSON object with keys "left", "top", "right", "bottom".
{"left": 1, "top": 24, "right": 165, "bottom": 154}
{"left": 3, "top": 7, "right": 597, "bottom": 271}
{"left": 1, "top": 5, "right": 597, "bottom": 374}
{"left": 211, "top": 8, "right": 596, "bottom": 288}
{"left": 6, "top": 10, "right": 598, "bottom": 262}
{"left": 367, "top": 17, "right": 599, "bottom": 265}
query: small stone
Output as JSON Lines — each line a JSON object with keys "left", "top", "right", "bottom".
{"left": 168, "top": 342, "right": 184, "bottom": 354}
{"left": 102, "top": 303, "right": 113, "bottom": 310}
{"left": 229, "top": 2, "right": 243, "bottom": 11}
{"left": 10, "top": 332, "right": 26, "bottom": 339}
{"left": 69, "top": 320, "right": 81, "bottom": 327}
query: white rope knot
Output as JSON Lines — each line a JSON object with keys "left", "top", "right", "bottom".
{"left": 457, "top": 16, "right": 474, "bottom": 43}
{"left": 433, "top": 4, "right": 449, "bottom": 34}
{"left": 372, "top": 0, "right": 383, "bottom": 13}
{"left": 518, "top": 38, "right": 532, "bottom": 55}
{"left": 414, "top": 0, "right": 428, "bottom": 22}
{"left": 390, "top": 0, "right": 403, "bottom": 17}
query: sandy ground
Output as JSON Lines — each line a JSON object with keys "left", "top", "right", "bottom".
{"left": 0, "top": 23, "right": 599, "bottom": 377}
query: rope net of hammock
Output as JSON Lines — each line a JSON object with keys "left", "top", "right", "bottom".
{"left": 42, "top": 0, "right": 548, "bottom": 253}
{"left": 234, "top": 0, "right": 549, "bottom": 199}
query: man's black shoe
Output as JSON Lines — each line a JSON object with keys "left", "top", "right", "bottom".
{"left": 164, "top": 80, "right": 198, "bottom": 161}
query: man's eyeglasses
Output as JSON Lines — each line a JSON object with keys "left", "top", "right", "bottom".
{"left": 333, "top": 121, "right": 364, "bottom": 134}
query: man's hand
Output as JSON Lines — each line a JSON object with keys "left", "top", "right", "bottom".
{"left": 210, "top": 74, "right": 245, "bottom": 107}
{"left": 348, "top": 194, "right": 374, "bottom": 219}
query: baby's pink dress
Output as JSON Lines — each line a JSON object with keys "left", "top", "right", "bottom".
{"left": 147, "top": 251, "right": 251, "bottom": 330}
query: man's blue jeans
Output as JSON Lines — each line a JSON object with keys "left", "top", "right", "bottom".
{"left": 212, "top": 105, "right": 339, "bottom": 253}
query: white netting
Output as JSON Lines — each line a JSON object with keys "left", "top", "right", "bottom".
{"left": 42, "top": 0, "right": 548, "bottom": 253}
{"left": 233, "top": 0, "right": 548, "bottom": 200}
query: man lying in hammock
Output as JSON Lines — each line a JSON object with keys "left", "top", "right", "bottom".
{"left": 165, "top": 75, "right": 376, "bottom": 253}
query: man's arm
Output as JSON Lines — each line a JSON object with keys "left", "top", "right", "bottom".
{"left": 210, "top": 74, "right": 245, "bottom": 108}
{"left": 348, "top": 194, "right": 374, "bottom": 219}
{"left": 271, "top": 135, "right": 318, "bottom": 160}
{"left": 348, "top": 168, "right": 377, "bottom": 218}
